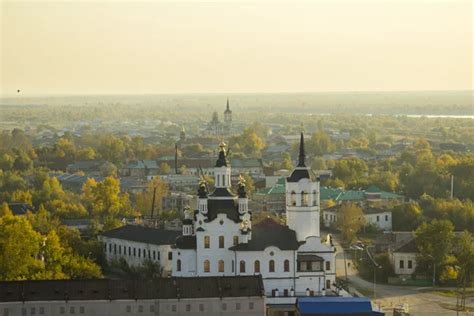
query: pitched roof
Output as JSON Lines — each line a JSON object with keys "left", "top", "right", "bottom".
{"left": 7, "top": 203, "right": 34, "bottom": 216}
{"left": 229, "top": 218, "right": 299, "bottom": 251}
{"left": 393, "top": 238, "right": 419, "bottom": 253}
{"left": 100, "top": 225, "right": 181, "bottom": 246}
{"left": 0, "top": 276, "right": 264, "bottom": 302}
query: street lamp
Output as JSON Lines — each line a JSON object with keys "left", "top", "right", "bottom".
{"left": 427, "top": 254, "right": 436, "bottom": 287}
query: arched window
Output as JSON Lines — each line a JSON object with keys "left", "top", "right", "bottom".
{"left": 218, "top": 260, "right": 225, "bottom": 272}
{"left": 313, "top": 190, "right": 317, "bottom": 206}
{"left": 177, "top": 259, "right": 182, "bottom": 272}
{"left": 301, "top": 191, "right": 308, "bottom": 206}
{"left": 204, "top": 260, "right": 210, "bottom": 273}
{"left": 269, "top": 260, "right": 275, "bottom": 272}
{"left": 240, "top": 260, "right": 246, "bottom": 273}
{"left": 254, "top": 260, "right": 260, "bottom": 273}
{"left": 290, "top": 191, "right": 296, "bottom": 206}
{"left": 284, "top": 260, "right": 290, "bottom": 272}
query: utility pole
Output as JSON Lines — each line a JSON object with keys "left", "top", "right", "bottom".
{"left": 450, "top": 175, "right": 454, "bottom": 199}
{"left": 150, "top": 187, "right": 157, "bottom": 219}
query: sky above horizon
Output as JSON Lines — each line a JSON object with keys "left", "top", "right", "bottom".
{"left": 1, "top": 0, "right": 472, "bottom": 96}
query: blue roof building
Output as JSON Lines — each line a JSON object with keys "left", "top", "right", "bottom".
{"left": 297, "top": 297, "right": 385, "bottom": 316}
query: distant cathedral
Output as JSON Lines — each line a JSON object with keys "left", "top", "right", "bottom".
{"left": 208, "top": 99, "right": 232, "bottom": 136}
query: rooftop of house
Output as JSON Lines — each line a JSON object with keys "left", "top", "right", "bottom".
{"left": 229, "top": 218, "right": 300, "bottom": 251}
{"left": 7, "top": 202, "right": 35, "bottom": 216}
{"left": 0, "top": 276, "right": 265, "bottom": 302}
{"left": 100, "top": 225, "right": 181, "bottom": 246}
{"left": 393, "top": 238, "right": 419, "bottom": 254}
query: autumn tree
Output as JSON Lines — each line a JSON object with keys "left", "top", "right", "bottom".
{"left": 135, "top": 177, "right": 169, "bottom": 216}
{"left": 336, "top": 202, "right": 366, "bottom": 245}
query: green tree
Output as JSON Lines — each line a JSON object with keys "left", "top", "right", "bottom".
{"left": 336, "top": 202, "right": 366, "bottom": 245}
{"left": 159, "top": 162, "right": 172, "bottom": 174}
{"left": 0, "top": 153, "right": 14, "bottom": 171}
{"left": 307, "top": 131, "right": 335, "bottom": 155}
{"left": 135, "top": 177, "right": 169, "bottom": 215}
{"left": 0, "top": 214, "right": 43, "bottom": 280}
{"left": 415, "top": 219, "right": 454, "bottom": 282}
{"left": 453, "top": 231, "right": 474, "bottom": 285}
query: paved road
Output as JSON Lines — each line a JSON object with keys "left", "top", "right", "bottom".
{"left": 334, "top": 243, "right": 473, "bottom": 315}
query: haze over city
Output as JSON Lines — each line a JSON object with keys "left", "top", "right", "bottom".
{"left": 2, "top": 0, "right": 472, "bottom": 96}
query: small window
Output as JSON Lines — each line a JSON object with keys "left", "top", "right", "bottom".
{"left": 31, "top": 307, "right": 36, "bottom": 315}
{"left": 219, "top": 236, "right": 225, "bottom": 248}
{"left": 186, "top": 304, "right": 191, "bottom": 312}
{"left": 249, "top": 302, "right": 254, "bottom": 310}
{"left": 168, "top": 252, "right": 172, "bottom": 260}
{"left": 150, "top": 305, "right": 155, "bottom": 312}
{"left": 408, "top": 260, "right": 413, "bottom": 269}
{"left": 3, "top": 308, "right": 9, "bottom": 316}
{"left": 60, "top": 307, "right": 65, "bottom": 314}
{"left": 153, "top": 250, "right": 156, "bottom": 260}
{"left": 222, "top": 303, "right": 227, "bottom": 311}
{"left": 79, "top": 307, "right": 84, "bottom": 314}
{"left": 158, "top": 252, "right": 160, "bottom": 260}
{"left": 385, "top": 215, "right": 388, "bottom": 221}
{"left": 218, "top": 260, "right": 225, "bottom": 272}
{"left": 254, "top": 260, "right": 260, "bottom": 273}
{"left": 148, "top": 250, "right": 151, "bottom": 259}
{"left": 233, "top": 236, "right": 239, "bottom": 246}
{"left": 133, "top": 248, "right": 136, "bottom": 256}
{"left": 177, "top": 259, "right": 182, "bottom": 271}
{"left": 306, "top": 261, "right": 312, "bottom": 271}
{"left": 126, "top": 305, "right": 131, "bottom": 313}
{"left": 269, "top": 260, "right": 275, "bottom": 272}
{"left": 240, "top": 260, "right": 246, "bottom": 273}
{"left": 301, "top": 191, "right": 308, "bottom": 206}
{"left": 236, "top": 302, "right": 241, "bottom": 310}
{"left": 199, "top": 304, "right": 204, "bottom": 312}
{"left": 119, "top": 245, "right": 122, "bottom": 255}
{"left": 138, "top": 248, "right": 141, "bottom": 258}
{"left": 284, "top": 259, "right": 290, "bottom": 272}
{"left": 39, "top": 307, "right": 45, "bottom": 315}
{"left": 204, "top": 236, "right": 210, "bottom": 248}
{"left": 171, "top": 305, "right": 177, "bottom": 312}
{"left": 377, "top": 215, "right": 380, "bottom": 222}
{"left": 204, "top": 260, "right": 210, "bottom": 272}
{"left": 128, "top": 247, "right": 131, "bottom": 256}
{"left": 325, "top": 261, "right": 331, "bottom": 271}
{"left": 108, "top": 243, "right": 111, "bottom": 252}
{"left": 70, "top": 306, "right": 75, "bottom": 314}
{"left": 232, "top": 260, "right": 235, "bottom": 272}
{"left": 138, "top": 305, "right": 143, "bottom": 313}
{"left": 22, "top": 308, "right": 27, "bottom": 316}
{"left": 291, "top": 191, "right": 296, "bottom": 206}
{"left": 400, "top": 260, "right": 404, "bottom": 269}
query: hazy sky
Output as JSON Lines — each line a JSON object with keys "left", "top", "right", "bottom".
{"left": 1, "top": 0, "right": 472, "bottom": 96}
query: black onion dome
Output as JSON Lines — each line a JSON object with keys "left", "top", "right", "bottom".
{"left": 237, "top": 183, "right": 247, "bottom": 198}
{"left": 198, "top": 181, "right": 208, "bottom": 198}
{"left": 215, "top": 143, "right": 228, "bottom": 167}
{"left": 182, "top": 218, "right": 193, "bottom": 225}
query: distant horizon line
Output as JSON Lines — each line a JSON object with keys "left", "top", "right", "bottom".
{"left": 1, "top": 89, "right": 473, "bottom": 99}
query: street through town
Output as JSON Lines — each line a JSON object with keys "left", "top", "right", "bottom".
{"left": 334, "top": 241, "right": 473, "bottom": 315}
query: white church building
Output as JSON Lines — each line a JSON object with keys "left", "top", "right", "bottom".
{"left": 101, "top": 133, "right": 336, "bottom": 297}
